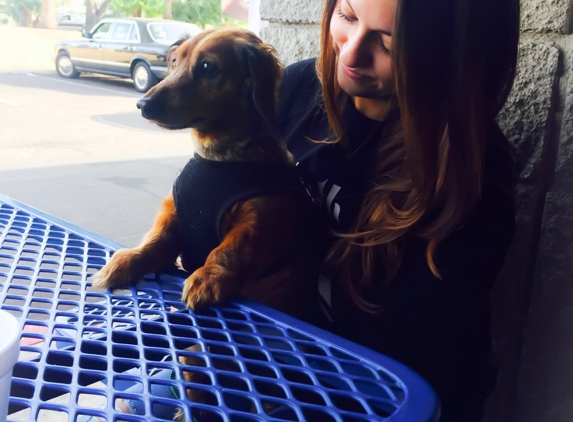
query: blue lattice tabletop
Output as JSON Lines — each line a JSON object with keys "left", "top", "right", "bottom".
{"left": 0, "top": 193, "right": 440, "bottom": 422}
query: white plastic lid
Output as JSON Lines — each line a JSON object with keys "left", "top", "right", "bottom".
{"left": 0, "top": 310, "right": 20, "bottom": 377}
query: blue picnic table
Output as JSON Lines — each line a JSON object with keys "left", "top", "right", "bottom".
{"left": 0, "top": 193, "right": 440, "bottom": 422}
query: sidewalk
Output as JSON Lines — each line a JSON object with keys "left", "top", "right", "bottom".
{"left": 0, "top": 26, "right": 81, "bottom": 71}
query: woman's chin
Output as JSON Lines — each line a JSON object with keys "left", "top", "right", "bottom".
{"left": 339, "top": 80, "right": 380, "bottom": 100}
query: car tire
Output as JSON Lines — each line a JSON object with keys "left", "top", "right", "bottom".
{"left": 55, "top": 51, "right": 80, "bottom": 78}
{"left": 132, "top": 62, "right": 158, "bottom": 92}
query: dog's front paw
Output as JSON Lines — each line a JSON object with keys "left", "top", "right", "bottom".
{"left": 182, "top": 266, "right": 238, "bottom": 310}
{"left": 89, "top": 248, "right": 145, "bottom": 289}
{"left": 173, "top": 408, "right": 185, "bottom": 422}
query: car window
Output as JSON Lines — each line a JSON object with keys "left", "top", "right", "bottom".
{"left": 92, "top": 22, "right": 113, "bottom": 40}
{"left": 110, "top": 22, "right": 133, "bottom": 41}
{"left": 147, "top": 23, "right": 201, "bottom": 44}
{"left": 129, "top": 26, "right": 139, "bottom": 42}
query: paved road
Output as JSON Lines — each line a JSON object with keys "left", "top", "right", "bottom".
{"left": 0, "top": 70, "right": 194, "bottom": 247}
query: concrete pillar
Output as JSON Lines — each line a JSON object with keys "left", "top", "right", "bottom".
{"left": 260, "top": 0, "right": 322, "bottom": 65}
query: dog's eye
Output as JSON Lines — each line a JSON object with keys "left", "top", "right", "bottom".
{"left": 198, "top": 61, "right": 219, "bottom": 78}
{"left": 171, "top": 58, "right": 177, "bottom": 68}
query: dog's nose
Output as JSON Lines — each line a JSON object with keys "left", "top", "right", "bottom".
{"left": 136, "top": 97, "right": 155, "bottom": 120}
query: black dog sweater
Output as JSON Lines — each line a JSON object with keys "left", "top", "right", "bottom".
{"left": 173, "top": 153, "right": 307, "bottom": 274}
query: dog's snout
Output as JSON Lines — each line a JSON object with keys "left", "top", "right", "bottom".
{"left": 136, "top": 97, "right": 156, "bottom": 120}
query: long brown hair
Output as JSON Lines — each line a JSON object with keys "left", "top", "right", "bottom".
{"left": 317, "top": 0, "right": 520, "bottom": 312}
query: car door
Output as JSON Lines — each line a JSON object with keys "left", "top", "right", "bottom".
{"left": 101, "top": 21, "right": 139, "bottom": 77}
{"left": 68, "top": 21, "right": 112, "bottom": 72}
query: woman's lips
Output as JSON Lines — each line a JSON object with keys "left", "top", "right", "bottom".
{"left": 341, "top": 64, "right": 370, "bottom": 81}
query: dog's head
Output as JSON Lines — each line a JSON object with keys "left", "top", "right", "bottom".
{"left": 136, "top": 28, "right": 282, "bottom": 140}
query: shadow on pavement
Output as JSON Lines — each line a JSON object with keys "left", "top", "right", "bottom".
{"left": 0, "top": 156, "right": 190, "bottom": 247}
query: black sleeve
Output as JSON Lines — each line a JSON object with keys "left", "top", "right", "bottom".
{"left": 278, "top": 58, "right": 318, "bottom": 114}
{"left": 277, "top": 59, "right": 321, "bottom": 148}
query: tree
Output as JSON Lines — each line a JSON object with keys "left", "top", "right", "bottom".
{"left": 38, "top": 0, "right": 56, "bottom": 28}
{"left": 85, "top": 0, "right": 112, "bottom": 31}
{"left": 0, "top": 0, "right": 41, "bottom": 26}
{"left": 110, "top": 0, "right": 164, "bottom": 18}
{"left": 163, "top": 0, "right": 171, "bottom": 19}
{"left": 172, "top": 0, "right": 225, "bottom": 28}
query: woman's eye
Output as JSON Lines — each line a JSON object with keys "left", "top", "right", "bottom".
{"left": 199, "top": 61, "right": 219, "bottom": 78}
{"left": 377, "top": 38, "right": 390, "bottom": 55}
{"left": 336, "top": 4, "right": 356, "bottom": 22}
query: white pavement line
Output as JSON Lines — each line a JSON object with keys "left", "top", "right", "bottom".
{"left": 26, "top": 73, "right": 37, "bottom": 77}
{"left": 30, "top": 73, "right": 140, "bottom": 97}
{"left": 0, "top": 98, "right": 18, "bottom": 106}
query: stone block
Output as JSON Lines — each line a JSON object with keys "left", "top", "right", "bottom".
{"left": 497, "top": 40, "right": 559, "bottom": 183}
{"left": 261, "top": 0, "right": 322, "bottom": 24}
{"left": 554, "top": 35, "right": 573, "bottom": 187}
{"left": 521, "top": 0, "right": 572, "bottom": 34}
{"left": 483, "top": 183, "right": 545, "bottom": 422}
{"left": 261, "top": 23, "right": 321, "bottom": 66}
{"left": 514, "top": 190, "right": 573, "bottom": 421}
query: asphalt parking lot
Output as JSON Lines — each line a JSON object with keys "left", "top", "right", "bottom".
{"left": 0, "top": 27, "right": 194, "bottom": 247}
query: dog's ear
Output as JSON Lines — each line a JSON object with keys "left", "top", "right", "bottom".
{"left": 243, "top": 42, "right": 283, "bottom": 133}
{"left": 170, "top": 34, "right": 190, "bottom": 50}
{"left": 167, "top": 35, "right": 189, "bottom": 62}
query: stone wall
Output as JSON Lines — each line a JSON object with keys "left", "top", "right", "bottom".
{"left": 508, "top": 3, "right": 573, "bottom": 418}
{"left": 261, "top": 0, "right": 573, "bottom": 420}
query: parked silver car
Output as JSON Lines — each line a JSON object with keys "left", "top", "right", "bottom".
{"left": 56, "top": 13, "right": 86, "bottom": 31}
{"left": 54, "top": 18, "right": 201, "bottom": 92}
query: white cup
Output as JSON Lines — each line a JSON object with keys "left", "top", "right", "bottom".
{"left": 0, "top": 310, "right": 20, "bottom": 422}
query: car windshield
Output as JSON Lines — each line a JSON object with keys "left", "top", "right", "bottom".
{"left": 147, "top": 23, "right": 201, "bottom": 44}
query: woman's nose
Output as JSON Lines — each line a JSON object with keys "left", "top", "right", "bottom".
{"left": 340, "top": 31, "right": 372, "bottom": 68}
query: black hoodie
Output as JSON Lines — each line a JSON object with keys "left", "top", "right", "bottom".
{"left": 277, "top": 58, "right": 516, "bottom": 422}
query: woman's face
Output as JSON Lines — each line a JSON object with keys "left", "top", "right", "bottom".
{"left": 330, "top": 0, "right": 396, "bottom": 100}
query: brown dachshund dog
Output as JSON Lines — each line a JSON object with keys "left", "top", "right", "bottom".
{"left": 90, "top": 29, "right": 315, "bottom": 318}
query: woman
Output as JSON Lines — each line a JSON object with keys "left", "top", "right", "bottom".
{"left": 278, "top": 0, "right": 519, "bottom": 420}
